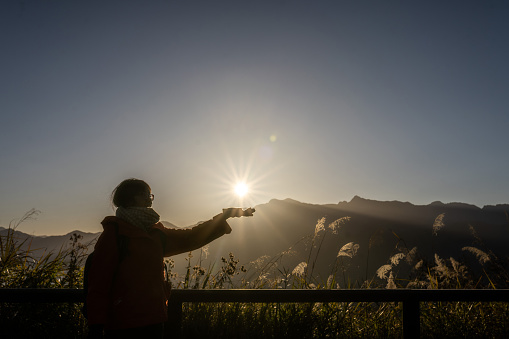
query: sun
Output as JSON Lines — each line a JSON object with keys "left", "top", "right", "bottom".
{"left": 234, "top": 182, "right": 249, "bottom": 197}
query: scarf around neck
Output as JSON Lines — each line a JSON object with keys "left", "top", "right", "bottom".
{"left": 116, "top": 207, "right": 160, "bottom": 232}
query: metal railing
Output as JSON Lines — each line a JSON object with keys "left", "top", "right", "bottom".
{"left": 1, "top": 288, "right": 509, "bottom": 338}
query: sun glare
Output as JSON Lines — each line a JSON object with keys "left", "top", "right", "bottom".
{"left": 234, "top": 182, "right": 249, "bottom": 197}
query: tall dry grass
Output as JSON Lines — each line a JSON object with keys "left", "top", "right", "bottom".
{"left": 1, "top": 210, "right": 509, "bottom": 337}
{"left": 164, "top": 214, "right": 509, "bottom": 338}
{"left": 0, "top": 209, "right": 88, "bottom": 338}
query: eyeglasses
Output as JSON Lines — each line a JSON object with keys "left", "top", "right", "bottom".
{"left": 149, "top": 194, "right": 154, "bottom": 201}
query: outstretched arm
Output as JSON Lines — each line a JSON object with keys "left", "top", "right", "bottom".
{"left": 158, "top": 208, "right": 254, "bottom": 257}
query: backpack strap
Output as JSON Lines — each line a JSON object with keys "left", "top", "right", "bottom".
{"left": 152, "top": 228, "right": 167, "bottom": 254}
{"left": 114, "top": 223, "right": 129, "bottom": 262}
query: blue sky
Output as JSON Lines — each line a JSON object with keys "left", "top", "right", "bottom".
{"left": 1, "top": 1, "right": 508, "bottom": 235}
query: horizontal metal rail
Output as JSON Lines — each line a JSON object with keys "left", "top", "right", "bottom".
{"left": 0, "top": 288, "right": 85, "bottom": 303}
{"left": 2, "top": 288, "right": 509, "bottom": 338}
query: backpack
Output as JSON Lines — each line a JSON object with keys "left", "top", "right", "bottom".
{"left": 82, "top": 224, "right": 167, "bottom": 319}
{"left": 82, "top": 223, "right": 128, "bottom": 319}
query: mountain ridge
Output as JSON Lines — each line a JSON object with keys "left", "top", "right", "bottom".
{"left": 3, "top": 196, "right": 509, "bottom": 285}
{"left": 3, "top": 195, "right": 507, "bottom": 237}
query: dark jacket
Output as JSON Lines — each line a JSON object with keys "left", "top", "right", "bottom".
{"left": 86, "top": 215, "right": 231, "bottom": 329}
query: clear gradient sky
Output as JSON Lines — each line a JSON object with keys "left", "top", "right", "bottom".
{"left": 2, "top": 1, "right": 508, "bottom": 235}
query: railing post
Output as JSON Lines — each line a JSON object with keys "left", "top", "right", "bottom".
{"left": 166, "top": 297, "right": 183, "bottom": 339}
{"left": 403, "top": 299, "right": 420, "bottom": 339}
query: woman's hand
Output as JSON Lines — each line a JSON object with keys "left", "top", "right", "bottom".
{"left": 221, "top": 207, "right": 255, "bottom": 219}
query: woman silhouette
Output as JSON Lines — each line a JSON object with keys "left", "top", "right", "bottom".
{"left": 86, "top": 178, "right": 253, "bottom": 338}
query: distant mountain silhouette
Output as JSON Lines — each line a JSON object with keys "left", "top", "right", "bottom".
{"left": 0, "top": 227, "right": 100, "bottom": 257}
{"left": 3, "top": 197, "right": 509, "bottom": 285}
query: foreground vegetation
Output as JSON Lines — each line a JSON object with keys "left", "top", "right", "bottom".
{"left": 0, "top": 210, "right": 87, "bottom": 338}
{"left": 1, "top": 210, "right": 508, "bottom": 338}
